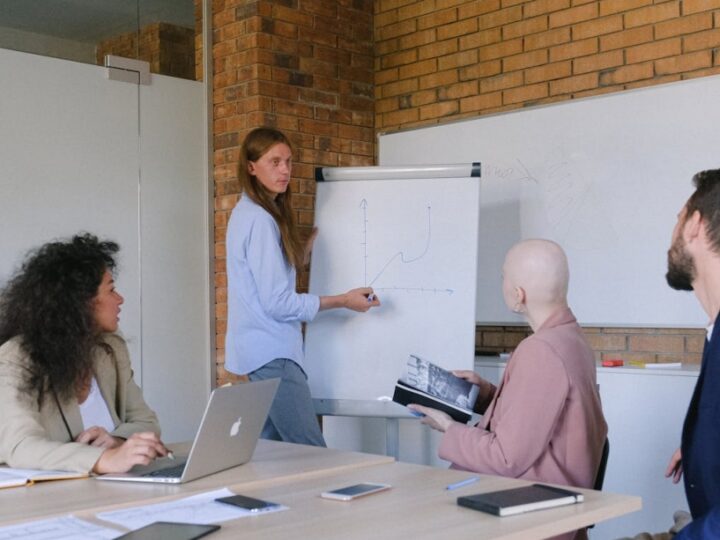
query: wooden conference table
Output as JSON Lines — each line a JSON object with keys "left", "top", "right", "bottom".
{"left": 0, "top": 440, "right": 641, "bottom": 539}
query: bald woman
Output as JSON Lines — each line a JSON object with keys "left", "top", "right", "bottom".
{"left": 411, "top": 240, "right": 607, "bottom": 516}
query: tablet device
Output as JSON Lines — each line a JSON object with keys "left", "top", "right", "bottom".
{"left": 116, "top": 521, "right": 220, "bottom": 539}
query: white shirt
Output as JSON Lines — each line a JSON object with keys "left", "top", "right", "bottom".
{"left": 78, "top": 377, "right": 115, "bottom": 432}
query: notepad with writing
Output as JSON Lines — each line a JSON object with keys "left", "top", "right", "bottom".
{"left": 392, "top": 354, "right": 479, "bottom": 423}
{"left": 457, "top": 484, "right": 584, "bottom": 517}
{"left": 0, "top": 467, "right": 88, "bottom": 489}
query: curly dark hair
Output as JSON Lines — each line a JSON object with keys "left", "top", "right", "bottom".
{"left": 0, "top": 233, "right": 119, "bottom": 405}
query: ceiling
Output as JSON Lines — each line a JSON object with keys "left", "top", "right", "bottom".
{"left": 0, "top": 0, "right": 195, "bottom": 43}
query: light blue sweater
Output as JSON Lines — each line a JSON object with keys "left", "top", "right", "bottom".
{"left": 225, "top": 195, "right": 320, "bottom": 375}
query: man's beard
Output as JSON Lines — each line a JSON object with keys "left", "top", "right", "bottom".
{"left": 666, "top": 236, "right": 695, "bottom": 291}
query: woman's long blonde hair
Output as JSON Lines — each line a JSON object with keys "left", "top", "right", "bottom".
{"left": 239, "top": 127, "right": 304, "bottom": 269}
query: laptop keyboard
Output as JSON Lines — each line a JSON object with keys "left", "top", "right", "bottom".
{"left": 142, "top": 463, "right": 186, "bottom": 478}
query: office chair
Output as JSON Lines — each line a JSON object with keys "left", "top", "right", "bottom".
{"left": 588, "top": 438, "right": 610, "bottom": 530}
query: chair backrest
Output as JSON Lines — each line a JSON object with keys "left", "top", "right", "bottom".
{"left": 594, "top": 438, "right": 610, "bottom": 491}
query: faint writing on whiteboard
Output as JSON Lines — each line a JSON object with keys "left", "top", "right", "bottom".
{"left": 485, "top": 151, "right": 618, "bottom": 249}
{"left": 361, "top": 199, "right": 454, "bottom": 295}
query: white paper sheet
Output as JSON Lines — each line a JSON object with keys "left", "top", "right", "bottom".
{"left": 96, "top": 488, "right": 286, "bottom": 530}
{"left": 0, "top": 515, "right": 121, "bottom": 540}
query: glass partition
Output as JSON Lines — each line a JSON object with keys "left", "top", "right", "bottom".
{"left": 0, "top": 0, "right": 198, "bottom": 80}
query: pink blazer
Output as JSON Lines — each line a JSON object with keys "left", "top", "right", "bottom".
{"left": 439, "top": 307, "right": 607, "bottom": 490}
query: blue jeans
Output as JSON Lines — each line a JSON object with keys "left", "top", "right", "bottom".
{"left": 248, "top": 358, "right": 326, "bottom": 447}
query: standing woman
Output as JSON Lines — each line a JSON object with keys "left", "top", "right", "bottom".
{"left": 0, "top": 234, "right": 169, "bottom": 473}
{"left": 226, "top": 127, "right": 380, "bottom": 446}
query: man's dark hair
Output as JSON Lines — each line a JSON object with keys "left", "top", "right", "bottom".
{"left": 0, "top": 233, "right": 119, "bottom": 405}
{"left": 686, "top": 169, "right": 720, "bottom": 254}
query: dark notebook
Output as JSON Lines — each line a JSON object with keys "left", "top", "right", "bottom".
{"left": 457, "top": 483, "right": 584, "bottom": 517}
{"left": 392, "top": 354, "right": 479, "bottom": 423}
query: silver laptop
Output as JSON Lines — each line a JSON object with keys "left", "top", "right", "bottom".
{"left": 97, "top": 378, "right": 279, "bottom": 484}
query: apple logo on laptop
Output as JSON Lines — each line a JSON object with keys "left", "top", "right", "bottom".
{"left": 230, "top": 417, "right": 242, "bottom": 437}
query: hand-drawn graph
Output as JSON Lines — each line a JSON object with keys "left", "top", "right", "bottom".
{"left": 360, "top": 198, "right": 454, "bottom": 296}
{"left": 305, "top": 175, "right": 480, "bottom": 401}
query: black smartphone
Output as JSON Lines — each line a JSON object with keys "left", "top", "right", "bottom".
{"left": 215, "top": 494, "right": 279, "bottom": 512}
{"left": 116, "top": 521, "right": 220, "bottom": 540}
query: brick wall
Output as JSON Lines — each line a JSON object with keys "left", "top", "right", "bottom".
{"left": 375, "top": 0, "right": 720, "bottom": 364}
{"left": 212, "top": 0, "right": 374, "bottom": 384}
{"left": 210, "top": 1, "right": 719, "bottom": 380}
{"left": 96, "top": 22, "right": 196, "bottom": 80}
{"left": 375, "top": 0, "right": 720, "bottom": 131}
{"left": 477, "top": 325, "right": 705, "bottom": 364}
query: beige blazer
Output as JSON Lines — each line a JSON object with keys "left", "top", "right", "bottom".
{"left": 0, "top": 334, "right": 160, "bottom": 472}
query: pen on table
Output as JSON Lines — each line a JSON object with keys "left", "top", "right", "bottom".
{"left": 446, "top": 476, "right": 479, "bottom": 491}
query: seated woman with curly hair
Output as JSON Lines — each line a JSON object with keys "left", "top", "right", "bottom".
{"left": 0, "top": 234, "right": 170, "bottom": 473}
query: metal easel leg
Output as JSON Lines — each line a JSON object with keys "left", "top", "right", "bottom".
{"left": 386, "top": 418, "right": 400, "bottom": 460}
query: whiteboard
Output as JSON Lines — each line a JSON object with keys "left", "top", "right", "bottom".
{"left": 304, "top": 176, "right": 479, "bottom": 401}
{"left": 379, "top": 76, "right": 720, "bottom": 327}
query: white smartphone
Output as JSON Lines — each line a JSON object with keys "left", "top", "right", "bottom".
{"left": 320, "top": 482, "right": 391, "bottom": 501}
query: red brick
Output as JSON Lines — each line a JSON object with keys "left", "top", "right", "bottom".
{"left": 684, "top": 28, "right": 720, "bottom": 52}
{"left": 459, "top": 0, "right": 501, "bottom": 18}
{"left": 599, "top": 61, "right": 654, "bottom": 84}
{"left": 550, "top": 37, "right": 599, "bottom": 61}
{"left": 420, "top": 100, "right": 460, "bottom": 120}
{"left": 600, "top": 26, "right": 654, "bottom": 51}
{"left": 599, "top": 0, "right": 652, "bottom": 16}
{"left": 656, "top": 50, "right": 713, "bottom": 74}
{"left": 419, "top": 38, "right": 458, "bottom": 60}
{"left": 504, "top": 49, "right": 549, "bottom": 71}
{"left": 525, "top": 60, "right": 572, "bottom": 83}
{"left": 573, "top": 49, "right": 623, "bottom": 74}
{"left": 381, "top": 49, "right": 418, "bottom": 69}
{"left": 398, "top": 58, "right": 437, "bottom": 79}
{"left": 549, "top": 71, "right": 598, "bottom": 94}
{"left": 398, "top": 28, "right": 436, "bottom": 49}
{"left": 419, "top": 69, "right": 459, "bottom": 89}
{"left": 626, "top": 38, "right": 682, "bottom": 63}
{"left": 584, "top": 332, "right": 627, "bottom": 351}
{"left": 398, "top": 0, "right": 437, "bottom": 20}
{"left": 625, "top": 2, "right": 681, "bottom": 28}
{"left": 480, "top": 71, "right": 524, "bottom": 92}
{"left": 525, "top": 27, "right": 572, "bottom": 50}
{"left": 439, "top": 80, "right": 479, "bottom": 100}
{"left": 460, "top": 59, "right": 503, "bottom": 80}
{"left": 683, "top": 0, "right": 720, "bottom": 15}
{"left": 503, "top": 82, "right": 549, "bottom": 104}
{"left": 503, "top": 15, "right": 549, "bottom": 39}
{"left": 460, "top": 91, "right": 503, "bottom": 112}
{"left": 479, "top": 6, "right": 523, "bottom": 29}
{"left": 655, "top": 12, "right": 713, "bottom": 39}
{"left": 572, "top": 14, "right": 623, "bottom": 39}
{"left": 629, "top": 334, "right": 685, "bottom": 353}
{"left": 377, "top": 18, "right": 417, "bottom": 40}
{"left": 438, "top": 18, "right": 479, "bottom": 40}
{"left": 460, "top": 27, "right": 502, "bottom": 49}
{"left": 418, "top": 8, "right": 457, "bottom": 30}
{"left": 439, "top": 50, "right": 479, "bottom": 70}
{"left": 480, "top": 38, "right": 523, "bottom": 61}
{"left": 550, "top": 3, "right": 599, "bottom": 28}
{"left": 525, "top": 0, "right": 571, "bottom": 18}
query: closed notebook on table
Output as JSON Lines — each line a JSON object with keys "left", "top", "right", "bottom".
{"left": 457, "top": 483, "right": 584, "bottom": 517}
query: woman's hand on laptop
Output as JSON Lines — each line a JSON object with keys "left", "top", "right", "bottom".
{"left": 75, "top": 426, "right": 123, "bottom": 449}
{"left": 92, "top": 432, "right": 169, "bottom": 474}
